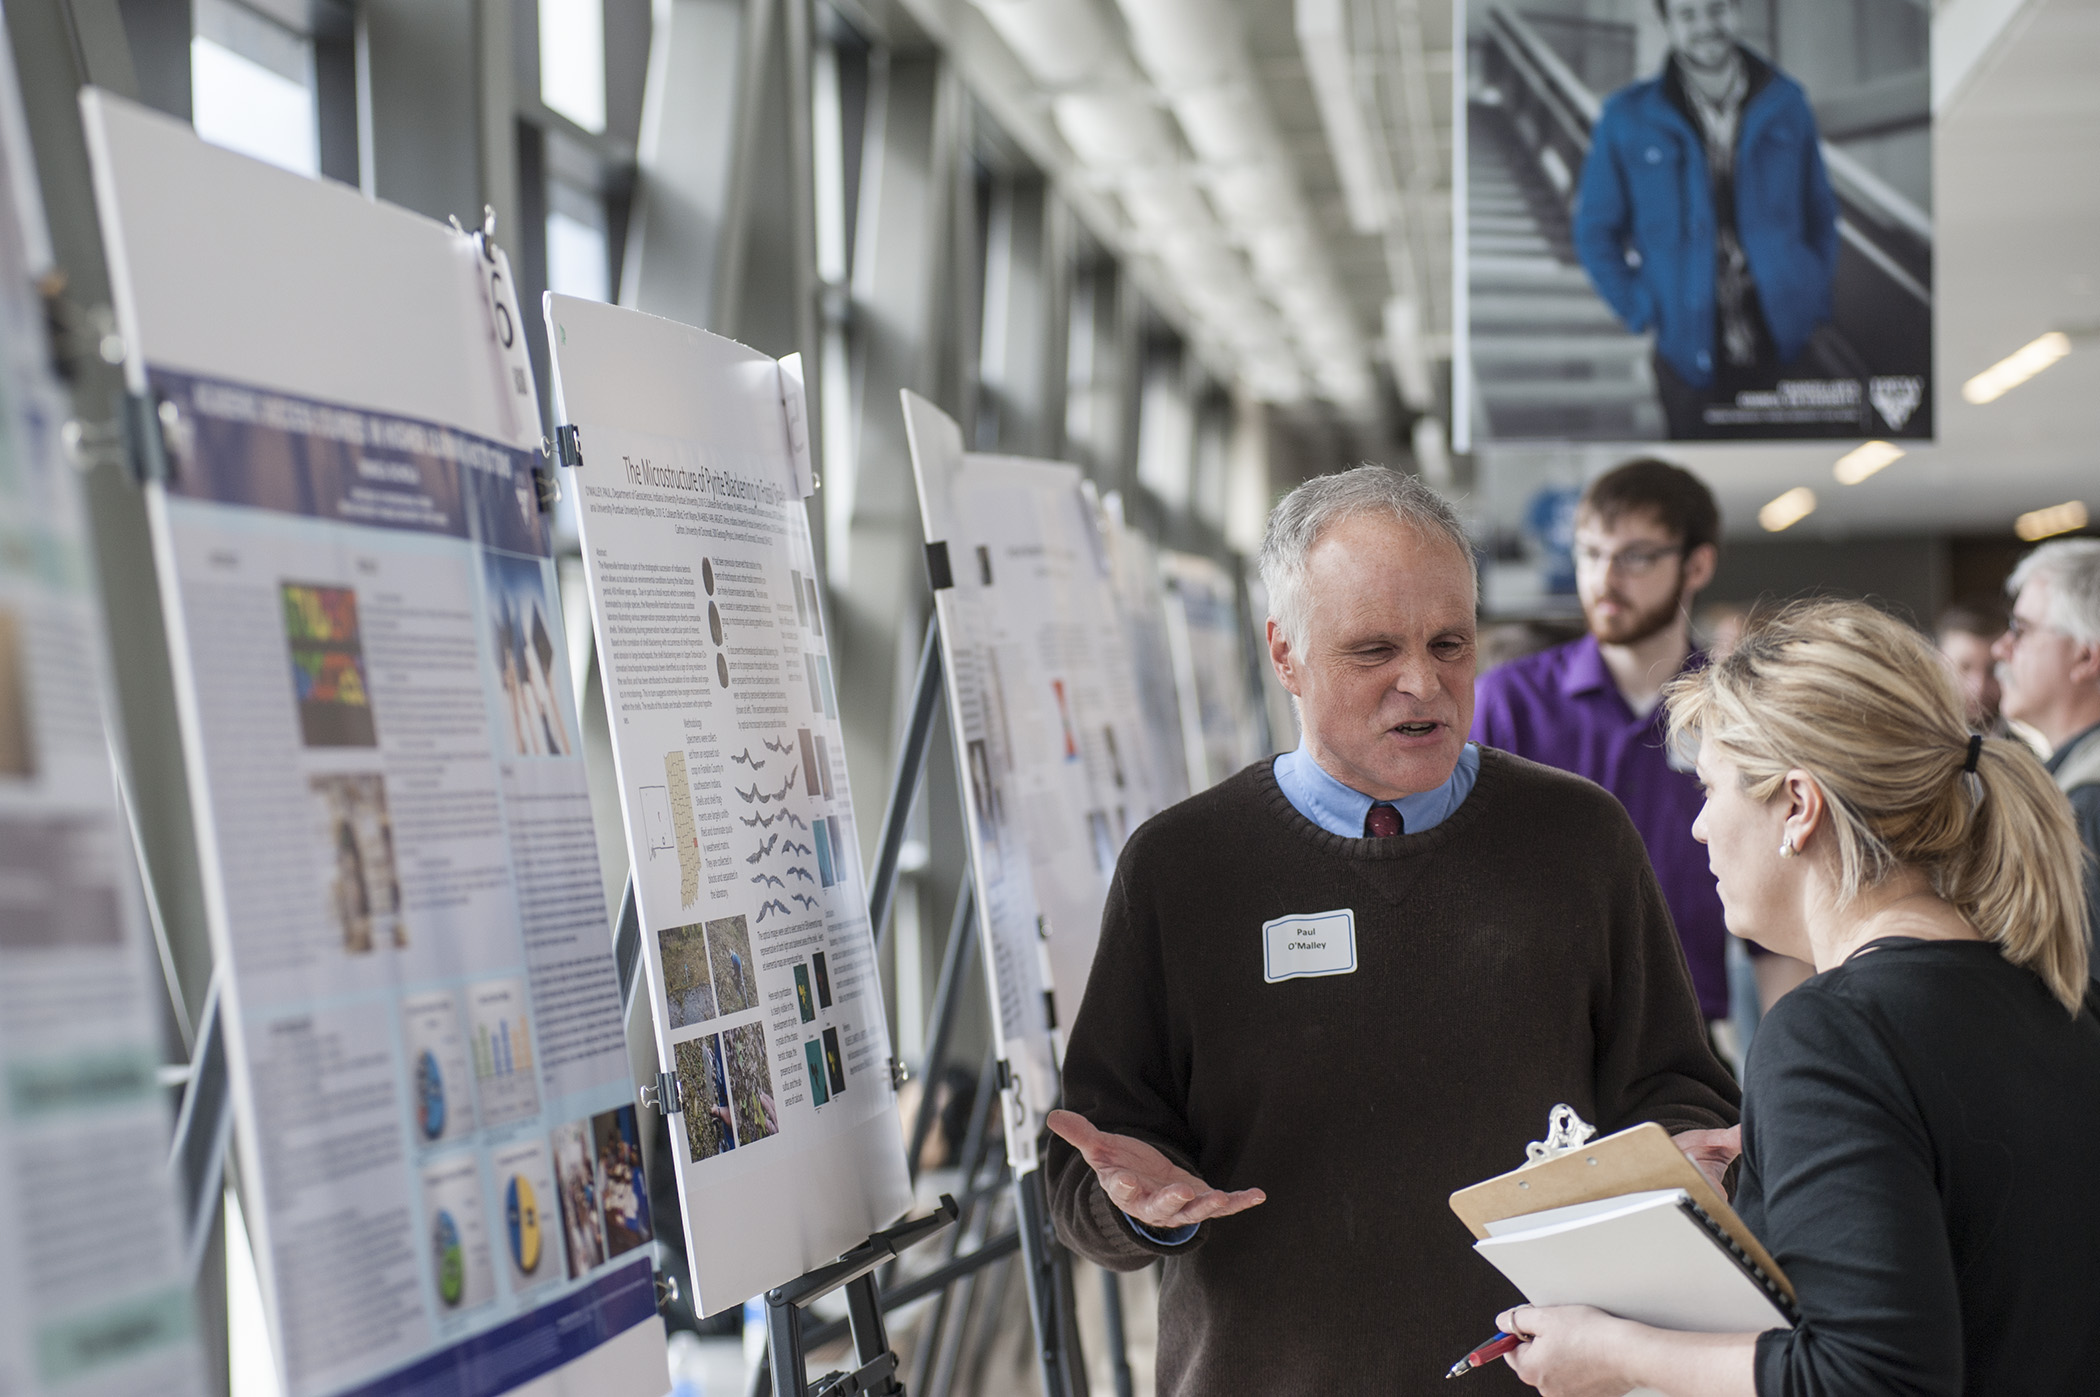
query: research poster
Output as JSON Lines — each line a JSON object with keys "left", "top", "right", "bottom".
{"left": 1099, "top": 494, "right": 1192, "bottom": 811}
{"left": 0, "top": 66, "right": 206, "bottom": 1397}
{"left": 903, "top": 394, "right": 1176, "bottom": 1167}
{"left": 543, "top": 294, "right": 912, "bottom": 1313}
{"left": 84, "top": 94, "right": 665, "bottom": 1397}
{"left": 1159, "top": 551, "right": 1265, "bottom": 792}
{"left": 1456, "top": 0, "right": 1932, "bottom": 445}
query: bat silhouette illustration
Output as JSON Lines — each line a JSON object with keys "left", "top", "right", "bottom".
{"left": 772, "top": 770, "right": 798, "bottom": 800}
{"left": 730, "top": 748, "right": 765, "bottom": 769}
{"left": 782, "top": 813, "right": 809, "bottom": 830}
{"left": 785, "top": 866, "right": 814, "bottom": 883}
{"left": 739, "top": 812, "right": 779, "bottom": 828}
{"left": 735, "top": 783, "right": 760, "bottom": 803}
{"left": 750, "top": 873, "right": 784, "bottom": 889}
{"left": 755, "top": 898, "right": 793, "bottom": 922}
{"left": 763, "top": 736, "right": 795, "bottom": 754}
{"left": 792, "top": 894, "right": 819, "bottom": 910}
{"left": 783, "top": 840, "right": 812, "bottom": 857}
{"left": 755, "top": 833, "right": 779, "bottom": 858}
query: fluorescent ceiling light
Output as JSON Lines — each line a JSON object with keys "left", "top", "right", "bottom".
{"left": 1053, "top": 92, "right": 1179, "bottom": 170}
{"left": 1963, "top": 332, "right": 2072, "bottom": 404}
{"left": 1294, "top": 0, "right": 1390, "bottom": 235}
{"left": 1758, "top": 487, "right": 1816, "bottom": 532}
{"left": 2015, "top": 500, "right": 2089, "bottom": 542}
{"left": 970, "top": 0, "right": 1116, "bottom": 88}
{"left": 1832, "top": 440, "right": 1904, "bottom": 485}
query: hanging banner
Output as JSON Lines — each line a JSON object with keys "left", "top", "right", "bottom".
{"left": 84, "top": 93, "right": 665, "bottom": 1397}
{"left": 1455, "top": 0, "right": 1932, "bottom": 446}
{"left": 542, "top": 294, "right": 911, "bottom": 1313}
{"left": 0, "top": 55, "right": 206, "bottom": 1397}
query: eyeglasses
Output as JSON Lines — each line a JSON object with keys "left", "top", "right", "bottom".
{"left": 1573, "top": 543, "right": 1685, "bottom": 576}
{"left": 2004, "top": 615, "right": 2053, "bottom": 645}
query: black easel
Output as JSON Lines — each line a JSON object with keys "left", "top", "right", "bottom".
{"left": 764, "top": 1199, "right": 958, "bottom": 1397}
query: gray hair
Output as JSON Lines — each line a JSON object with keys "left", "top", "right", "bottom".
{"left": 1257, "top": 465, "right": 1474, "bottom": 647}
{"left": 2009, "top": 539, "right": 2100, "bottom": 647}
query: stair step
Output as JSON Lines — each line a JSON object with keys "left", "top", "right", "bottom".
{"left": 1470, "top": 334, "right": 1651, "bottom": 368}
{"left": 1472, "top": 377, "right": 1659, "bottom": 408}
{"left": 1469, "top": 293, "right": 1624, "bottom": 329}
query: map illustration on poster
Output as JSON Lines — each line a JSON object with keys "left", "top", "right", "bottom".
{"left": 85, "top": 93, "right": 666, "bottom": 1397}
{"left": 1456, "top": 0, "right": 1932, "bottom": 445}
{"left": 544, "top": 294, "right": 912, "bottom": 1314}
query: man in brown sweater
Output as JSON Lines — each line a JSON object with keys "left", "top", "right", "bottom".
{"left": 1047, "top": 467, "right": 1739, "bottom": 1394}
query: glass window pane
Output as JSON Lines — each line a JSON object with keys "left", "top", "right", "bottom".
{"left": 540, "top": 0, "right": 608, "bottom": 133}
{"left": 191, "top": 0, "right": 318, "bottom": 177}
{"left": 546, "top": 181, "right": 611, "bottom": 302}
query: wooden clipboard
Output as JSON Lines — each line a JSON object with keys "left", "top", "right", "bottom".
{"left": 1449, "top": 1122, "right": 1796, "bottom": 1306}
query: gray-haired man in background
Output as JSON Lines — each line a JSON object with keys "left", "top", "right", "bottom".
{"left": 1045, "top": 466, "right": 1738, "bottom": 1394}
{"left": 1996, "top": 539, "right": 2100, "bottom": 981}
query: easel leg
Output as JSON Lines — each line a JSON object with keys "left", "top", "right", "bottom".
{"left": 1015, "top": 1168, "right": 1082, "bottom": 1397}
{"left": 1100, "top": 1269, "right": 1133, "bottom": 1397}
{"left": 768, "top": 1292, "right": 805, "bottom": 1397}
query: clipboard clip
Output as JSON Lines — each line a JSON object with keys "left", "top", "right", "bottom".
{"left": 1523, "top": 1103, "right": 1598, "bottom": 1167}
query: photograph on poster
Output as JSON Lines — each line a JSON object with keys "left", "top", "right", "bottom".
{"left": 1461, "top": 0, "right": 1931, "bottom": 443}
{"left": 672, "top": 1034, "right": 735, "bottom": 1161}
{"left": 803, "top": 1039, "right": 829, "bottom": 1107}
{"left": 705, "top": 915, "right": 756, "bottom": 1013}
{"left": 550, "top": 1118, "right": 605, "bottom": 1278}
{"left": 483, "top": 551, "right": 574, "bottom": 758}
{"left": 794, "top": 964, "right": 815, "bottom": 1023}
{"left": 281, "top": 582, "right": 378, "bottom": 746}
{"left": 811, "top": 950, "right": 833, "bottom": 1009}
{"left": 821, "top": 1026, "right": 846, "bottom": 1096}
{"left": 723, "top": 1023, "right": 778, "bottom": 1145}
{"left": 0, "top": 608, "right": 29, "bottom": 777}
{"left": 592, "top": 1105, "right": 653, "bottom": 1258}
{"left": 309, "top": 772, "right": 404, "bottom": 953}
{"left": 659, "top": 921, "right": 718, "bottom": 1027}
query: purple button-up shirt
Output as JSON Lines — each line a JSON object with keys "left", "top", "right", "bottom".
{"left": 1470, "top": 634, "right": 1728, "bottom": 1019}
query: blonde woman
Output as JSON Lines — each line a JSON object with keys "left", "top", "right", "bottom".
{"left": 1495, "top": 601, "right": 2100, "bottom": 1396}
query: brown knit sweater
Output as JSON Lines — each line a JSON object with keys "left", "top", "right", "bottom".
{"left": 1047, "top": 748, "right": 1740, "bottom": 1396}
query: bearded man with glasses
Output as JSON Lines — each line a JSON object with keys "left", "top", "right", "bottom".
{"left": 1473, "top": 459, "right": 1739, "bottom": 1037}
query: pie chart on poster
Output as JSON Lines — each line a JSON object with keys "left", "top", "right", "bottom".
{"left": 506, "top": 1174, "right": 541, "bottom": 1274}
{"left": 433, "top": 1210, "right": 464, "bottom": 1306}
{"left": 416, "top": 1050, "right": 446, "bottom": 1140}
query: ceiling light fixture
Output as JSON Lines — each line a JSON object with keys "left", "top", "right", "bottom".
{"left": 1962, "top": 332, "right": 2073, "bottom": 405}
{"left": 2015, "top": 500, "right": 2089, "bottom": 542}
{"left": 1832, "top": 440, "right": 1904, "bottom": 485}
{"left": 1758, "top": 487, "right": 1817, "bottom": 533}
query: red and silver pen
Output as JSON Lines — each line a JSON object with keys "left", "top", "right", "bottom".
{"left": 1445, "top": 1331, "right": 1522, "bottom": 1379}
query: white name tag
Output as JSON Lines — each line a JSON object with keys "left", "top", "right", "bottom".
{"left": 1262, "top": 909, "right": 1357, "bottom": 983}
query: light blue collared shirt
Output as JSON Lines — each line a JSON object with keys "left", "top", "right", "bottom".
{"left": 1272, "top": 739, "right": 1480, "bottom": 837}
{"left": 1124, "top": 738, "right": 1481, "bottom": 1247}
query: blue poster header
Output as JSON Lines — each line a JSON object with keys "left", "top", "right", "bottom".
{"left": 151, "top": 368, "right": 549, "bottom": 558}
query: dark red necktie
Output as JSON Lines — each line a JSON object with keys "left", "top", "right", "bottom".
{"left": 1364, "top": 803, "right": 1403, "bottom": 838}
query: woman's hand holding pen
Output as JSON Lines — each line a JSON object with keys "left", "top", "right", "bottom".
{"left": 1047, "top": 1110, "right": 1266, "bottom": 1231}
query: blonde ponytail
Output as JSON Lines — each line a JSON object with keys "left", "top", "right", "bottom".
{"left": 1666, "top": 600, "right": 2090, "bottom": 1012}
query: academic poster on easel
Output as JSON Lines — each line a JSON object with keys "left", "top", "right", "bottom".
{"left": 541, "top": 294, "right": 911, "bottom": 1313}
{"left": 0, "top": 51, "right": 205, "bottom": 1397}
{"left": 901, "top": 392, "right": 1177, "bottom": 1168}
{"left": 83, "top": 94, "right": 666, "bottom": 1397}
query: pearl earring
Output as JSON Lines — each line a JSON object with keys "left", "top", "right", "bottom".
{"left": 1778, "top": 837, "right": 1797, "bottom": 858}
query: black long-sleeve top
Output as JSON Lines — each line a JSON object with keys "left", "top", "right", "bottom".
{"left": 1047, "top": 751, "right": 1739, "bottom": 1395}
{"left": 1736, "top": 937, "right": 2100, "bottom": 1396}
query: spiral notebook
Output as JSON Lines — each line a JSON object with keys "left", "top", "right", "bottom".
{"left": 1476, "top": 1188, "right": 1795, "bottom": 1331}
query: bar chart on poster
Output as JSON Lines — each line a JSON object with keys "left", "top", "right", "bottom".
{"left": 542, "top": 294, "right": 913, "bottom": 1315}
{"left": 0, "top": 47, "right": 206, "bottom": 1397}
{"left": 82, "top": 92, "right": 666, "bottom": 1397}
{"left": 902, "top": 392, "right": 1177, "bottom": 1167}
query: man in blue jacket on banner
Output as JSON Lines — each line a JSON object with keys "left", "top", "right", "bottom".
{"left": 1574, "top": 0, "right": 1839, "bottom": 438}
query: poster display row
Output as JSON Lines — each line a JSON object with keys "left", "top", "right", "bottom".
{"left": 543, "top": 294, "right": 912, "bottom": 1314}
{"left": 0, "top": 56, "right": 206, "bottom": 1397}
{"left": 84, "top": 93, "right": 665, "bottom": 1397}
{"left": 902, "top": 393, "right": 1181, "bottom": 1165}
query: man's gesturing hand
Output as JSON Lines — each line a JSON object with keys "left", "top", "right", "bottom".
{"left": 1047, "top": 1110, "right": 1266, "bottom": 1232}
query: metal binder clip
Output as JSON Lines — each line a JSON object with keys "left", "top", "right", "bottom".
{"left": 1523, "top": 1103, "right": 1598, "bottom": 1166}
{"left": 554, "top": 424, "right": 584, "bottom": 468}
{"left": 654, "top": 1271, "right": 680, "bottom": 1312}
{"left": 888, "top": 1056, "right": 910, "bottom": 1092}
{"left": 639, "top": 1070, "right": 684, "bottom": 1117}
